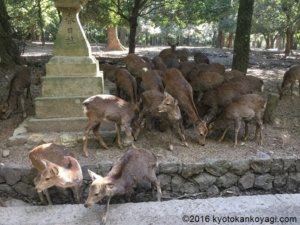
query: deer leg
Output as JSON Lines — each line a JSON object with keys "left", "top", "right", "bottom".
{"left": 20, "top": 95, "right": 27, "bottom": 118}
{"left": 71, "top": 184, "right": 82, "bottom": 203}
{"left": 83, "top": 121, "right": 99, "bottom": 157}
{"left": 234, "top": 120, "right": 242, "bottom": 147}
{"left": 42, "top": 189, "right": 52, "bottom": 205}
{"left": 101, "top": 197, "right": 111, "bottom": 225}
{"left": 175, "top": 121, "right": 188, "bottom": 148}
{"left": 219, "top": 127, "right": 229, "bottom": 142}
{"left": 243, "top": 121, "right": 249, "bottom": 141}
{"left": 93, "top": 123, "right": 109, "bottom": 150}
{"left": 115, "top": 123, "right": 123, "bottom": 149}
{"left": 147, "top": 172, "right": 162, "bottom": 202}
{"left": 255, "top": 118, "right": 263, "bottom": 145}
{"left": 290, "top": 82, "right": 294, "bottom": 96}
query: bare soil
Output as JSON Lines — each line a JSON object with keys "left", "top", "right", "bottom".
{"left": 0, "top": 43, "right": 299, "bottom": 167}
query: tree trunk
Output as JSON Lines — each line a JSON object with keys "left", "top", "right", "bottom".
{"left": 128, "top": 16, "right": 138, "bottom": 53}
{"left": 217, "top": 29, "right": 224, "bottom": 49}
{"left": 0, "top": 0, "right": 18, "bottom": 65}
{"left": 37, "top": 0, "right": 45, "bottom": 45}
{"left": 284, "top": 28, "right": 293, "bottom": 57}
{"left": 226, "top": 32, "right": 233, "bottom": 48}
{"left": 106, "top": 26, "right": 126, "bottom": 51}
{"left": 232, "top": 0, "right": 254, "bottom": 73}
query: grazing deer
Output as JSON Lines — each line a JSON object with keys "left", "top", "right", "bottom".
{"left": 278, "top": 65, "right": 300, "bottom": 99}
{"left": 84, "top": 146, "right": 161, "bottom": 225}
{"left": 29, "top": 143, "right": 83, "bottom": 205}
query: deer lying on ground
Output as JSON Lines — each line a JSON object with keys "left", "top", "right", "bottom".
{"left": 29, "top": 143, "right": 83, "bottom": 205}
{"left": 84, "top": 146, "right": 161, "bottom": 225}
{"left": 0, "top": 66, "right": 33, "bottom": 119}
{"left": 82, "top": 94, "right": 139, "bottom": 157}
{"left": 216, "top": 94, "right": 266, "bottom": 147}
{"left": 163, "top": 68, "right": 208, "bottom": 145}
{"left": 278, "top": 65, "right": 300, "bottom": 99}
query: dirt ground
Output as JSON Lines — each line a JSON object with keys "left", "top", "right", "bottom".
{"left": 0, "top": 43, "right": 300, "bottom": 167}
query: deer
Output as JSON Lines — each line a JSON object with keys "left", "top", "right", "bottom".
{"left": 278, "top": 65, "right": 300, "bottom": 99}
{"left": 28, "top": 143, "right": 83, "bottom": 205}
{"left": 163, "top": 68, "right": 208, "bottom": 145}
{"left": 84, "top": 146, "right": 161, "bottom": 225}
{"left": 0, "top": 65, "right": 34, "bottom": 119}
{"left": 216, "top": 94, "right": 267, "bottom": 147}
{"left": 82, "top": 94, "right": 139, "bottom": 157}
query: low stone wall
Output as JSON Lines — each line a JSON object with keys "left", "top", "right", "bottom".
{"left": 1, "top": 157, "right": 300, "bottom": 204}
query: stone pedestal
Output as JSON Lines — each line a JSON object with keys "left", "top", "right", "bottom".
{"left": 28, "top": 0, "right": 104, "bottom": 132}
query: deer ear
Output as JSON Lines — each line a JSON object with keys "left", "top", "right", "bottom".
{"left": 174, "top": 99, "right": 178, "bottom": 105}
{"left": 41, "top": 159, "right": 51, "bottom": 168}
{"left": 164, "top": 91, "right": 170, "bottom": 97}
{"left": 88, "top": 169, "right": 103, "bottom": 181}
{"left": 50, "top": 166, "right": 59, "bottom": 176}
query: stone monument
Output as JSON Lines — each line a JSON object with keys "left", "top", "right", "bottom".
{"left": 28, "top": 0, "right": 104, "bottom": 132}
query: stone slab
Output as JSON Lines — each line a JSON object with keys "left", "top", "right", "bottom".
{"left": 0, "top": 194, "right": 299, "bottom": 225}
{"left": 35, "top": 96, "right": 88, "bottom": 118}
{"left": 46, "top": 56, "right": 100, "bottom": 76}
{"left": 27, "top": 117, "right": 114, "bottom": 132}
{"left": 41, "top": 75, "right": 103, "bottom": 97}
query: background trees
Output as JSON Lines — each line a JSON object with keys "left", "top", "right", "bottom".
{"left": 1, "top": 0, "right": 300, "bottom": 66}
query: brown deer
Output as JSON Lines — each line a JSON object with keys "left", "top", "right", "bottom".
{"left": 29, "top": 143, "right": 83, "bottom": 205}
{"left": 216, "top": 94, "right": 267, "bottom": 147}
{"left": 163, "top": 68, "right": 208, "bottom": 145}
{"left": 0, "top": 66, "right": 33, "bottom": 119}
{"left": 84, "top": 146, "right": 161, "bottom": 225}
{"left": 278, "top": 65, "right": 300, "bottom": 99}
{"left": 82, "top": 94, "right": 139, "bottom": 157}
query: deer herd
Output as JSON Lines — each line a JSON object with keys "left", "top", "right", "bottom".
{"left": 1, "top": 44, "right": 300, "bottom": 224}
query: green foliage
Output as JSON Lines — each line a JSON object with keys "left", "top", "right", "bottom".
{"left": 5, "top": 0, "right": 59, "bottom": 40}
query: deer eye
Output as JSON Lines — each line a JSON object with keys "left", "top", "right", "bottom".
{"left": 94, "top": 193, "right": 99, "bottom": 196}
{"left": 45, "top": 178, "right": 50, "bottom": 181}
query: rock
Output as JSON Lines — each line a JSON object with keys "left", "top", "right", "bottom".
{"left": 286, "top": 173, "right": 300, "bottom": 192}
{"left": 2, "top": 197, "right": 31, "bottom": 207}
{"left": 181, "top": 182, "right": 199, "bottom": 194}
{"left": 230, "top": 160, "right": 250, "bottom": 176}
{"left": 7, "top": 135, "right": 28, "bottom": 147}
{"left": 205, "top": 160, "right": 231, "bottom": 177}
{"left": 270, "top": 158, "right": 284, "bottom": 175}
{"left": 27, "top": 134, "right": 45, "bottom": 145}
{"left": 274, "top": 174, "right": 288, "bottom": 188}
{"left": 13, "top": 182, "right": 37, "bottom": 198}
{"left": 206, "top": 185, "right": 220, "bottom": 197}
{"left": 2, "top": 150, "right": 10, "bottom": 158}
{"left": 283, "top": 158, "right": 296, "bottom": 172}
{"left": 193, "top": 173, "right": 216, "bottom": 191}
{"left": 250, "top": 159, "right": 272, "bottom": 174}
{"left": 296, "top": 159, "right": 300, "bottom": 172}
{"left": 221, "top": 186, "right": 240, "bottom": 197}
{"left": 171, "top": 175, "right": 186, "bottom": 193}
{"left": 181, "top": 162, "right": 205, "bottom": 178}
{"left": 158, "top": 174, "right": 172, "bottom": 191}
{"left": 239, "top": 173, "right": 255, "bottom": 190}
{"left": 60, "top": 133, "right": 78, "bottom": 147}
{"left": 254, "top": 174, "right": 274, "bottom": 190}
{"left": 215, "top": 172, "right": 239, "bottom": 188}
{"left": 0, "top": 184, "right": 16, "bottom": 195}
{"left": 2, "top": 167, "right": 22, "bottom": 185}
{"left": 159, "top": 162, "right": 180, "bottom": 174}
{"left": 13, "top": 126, "right": 27, "bottom": 136}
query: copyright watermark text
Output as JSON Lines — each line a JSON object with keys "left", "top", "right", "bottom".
{"left": 181, "top": 214, "right": 298, "bottom": 224}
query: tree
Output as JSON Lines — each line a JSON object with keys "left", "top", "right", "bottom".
{"left": 232, "top": 0, "right": 254, "bottom": 73}
{"left": 0, "top": 0, "right": 18, "bottom": 65}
